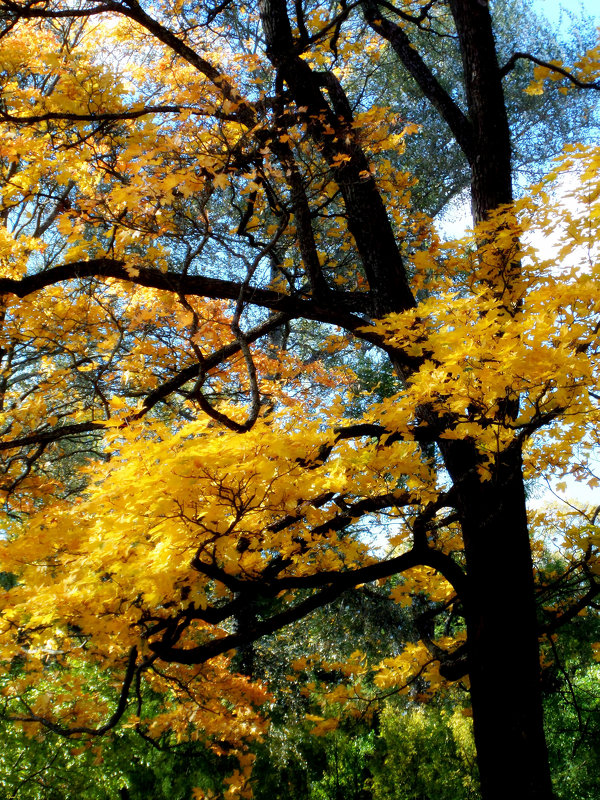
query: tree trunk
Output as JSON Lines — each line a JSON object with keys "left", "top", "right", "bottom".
{"left": 448, "top": 0, "right": 514, "bottom": 219}
{"left": 442, "top": 440, "right": 554, "bottom": 799}
{"left": 441, "top": 5, "right": 553, "bottom": 793}
{"left": 259, "top": 1, "right": 554, "bottom": 796}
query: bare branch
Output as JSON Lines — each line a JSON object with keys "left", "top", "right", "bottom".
{"left": 0, "top": 105, "right": 183, "bottom": 125}
{"left": 10, "top": 646, "right": 141, "bottom": 737}
{"left": 501, "top": 52, "right": 600, "bottom": 90}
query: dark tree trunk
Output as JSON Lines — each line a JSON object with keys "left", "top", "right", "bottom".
{"left": 442, "top": 441, "right": 554, "bottom": 799}
{"left": 259, "top": 1, "right": 554, "bottom": 797}
{"left": 448, "top": 0, "right": 514, "bottom": 219}
{"left": 439, "top": 3, "right": 553, "bottom": 795}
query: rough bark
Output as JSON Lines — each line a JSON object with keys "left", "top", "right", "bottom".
{"left": 441, "top": 440, "right": 554, "bottom": 799}
{"left": 0, "top": 0, "right": 558, "bottom": 795}
{"left": 259, "top": 0, "right": 415, "bottom": 315}
{"left": 448, "top": 0, "right": 514, "bottom": 218}
{"left": 440, "top": 3, "right": 551, "bottom": 795}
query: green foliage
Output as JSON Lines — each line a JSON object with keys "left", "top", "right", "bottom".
{"left": 0, "top": 721, "right": 229, "bottom": 800}
{"left": 250, "top": 695, "right": 480, "bottom": 800}
{"left": 369, "top": 702, "right": 479, "bottom": 800}
{"left": 542, "top": 615, "right": 600, "bottom": 800}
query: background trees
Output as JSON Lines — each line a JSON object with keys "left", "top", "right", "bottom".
{"left": 0, "top": 1, "right": 598, "bottom": 798}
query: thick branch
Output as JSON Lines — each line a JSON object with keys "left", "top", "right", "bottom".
{"left": 542, "top": 581, "right": 600, "bottom": 633}
{"left": 0, "top": 258, "right": 371, "bottom": 323}
{"left": 0, "top": 105, "right": 182, "bottom": 125}
{"left": 259, "top": 0, "right": 415, "bottom": 315}
{"left": 360, "top": 0, "right": 474, "bottom": 160}
{"left": 0, "top": 421, "right": 105, "bottom": 453}
{"left": 153, "top": 545, "right": 467, "bottom": 664}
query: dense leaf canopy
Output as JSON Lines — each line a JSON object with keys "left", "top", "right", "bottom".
{"left": 0, "top": 0, "right": 598, "bottom": 798}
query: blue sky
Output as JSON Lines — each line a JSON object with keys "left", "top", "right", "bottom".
{"left": 535, "top": 0, "right": 599, "bottom": 23}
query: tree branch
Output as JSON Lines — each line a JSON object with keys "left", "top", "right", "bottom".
{"left": 0, "top": 422, "right": 105, "bottom": 453}
{"left": 0, "top": 258, "right": 372, "bottom": 323}
{"left": 0, "top": 106, "right": 183, "bottom": 125}
{"left": 500, "top": 52, "right": 600, "bottom": 90}
{"left": 153, "top": 545, "right": 467, "bottom": 664}
{"left": 360, "top": 0, "right": 474, "bottom": 160}
{"left": 10, "top": 646, "right": 140, "bottom": 737}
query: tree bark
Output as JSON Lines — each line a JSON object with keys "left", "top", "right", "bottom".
{"left": 448, "top": 0, "right": 514, "bottom": 219}
{"left": 360, "top": 1, "right": 551, "bottom": 795}
{"left": 439, "top": 3, "right": 552, "bottom": 795}
{"left": 442, "top": 440, "right": 554, "bottom": 799}
{"left": 257, "top": 0, "right": 554, "bottom": 796}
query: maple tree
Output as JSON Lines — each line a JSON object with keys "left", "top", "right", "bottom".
{"left": 0, "top": 1, "right": 599, "bottom": 798}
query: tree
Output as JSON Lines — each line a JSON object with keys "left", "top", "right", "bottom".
{"left": 0, "top": 1, "right": 599, "bottom": 799}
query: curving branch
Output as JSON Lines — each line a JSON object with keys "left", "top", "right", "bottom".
{"left": 133, "top": 313, "right": 290, "bottom": 420}
{"left": 500, "top": 51, "right": 600, "bottom": 90}
{"left": 9, "top": 646, "right": 142, "bottom": 737}
{"left": 189, "top": 209, "right": 290, "bottom": 433}
{"left": 360, "top": 0, "right": 474, "bottom": 160}
{"left": 151, "top": 543, "right": 467, "bottom": 664}
{"left": 0, "top": 0, "right": 256, "bottom": 125}
{"left": 0, "top": 315, "right": 290, "bottom": 453}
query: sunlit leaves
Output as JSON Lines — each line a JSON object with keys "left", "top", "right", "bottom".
{"left": 0, "top": 2, "right": 598, "bottom": 797}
